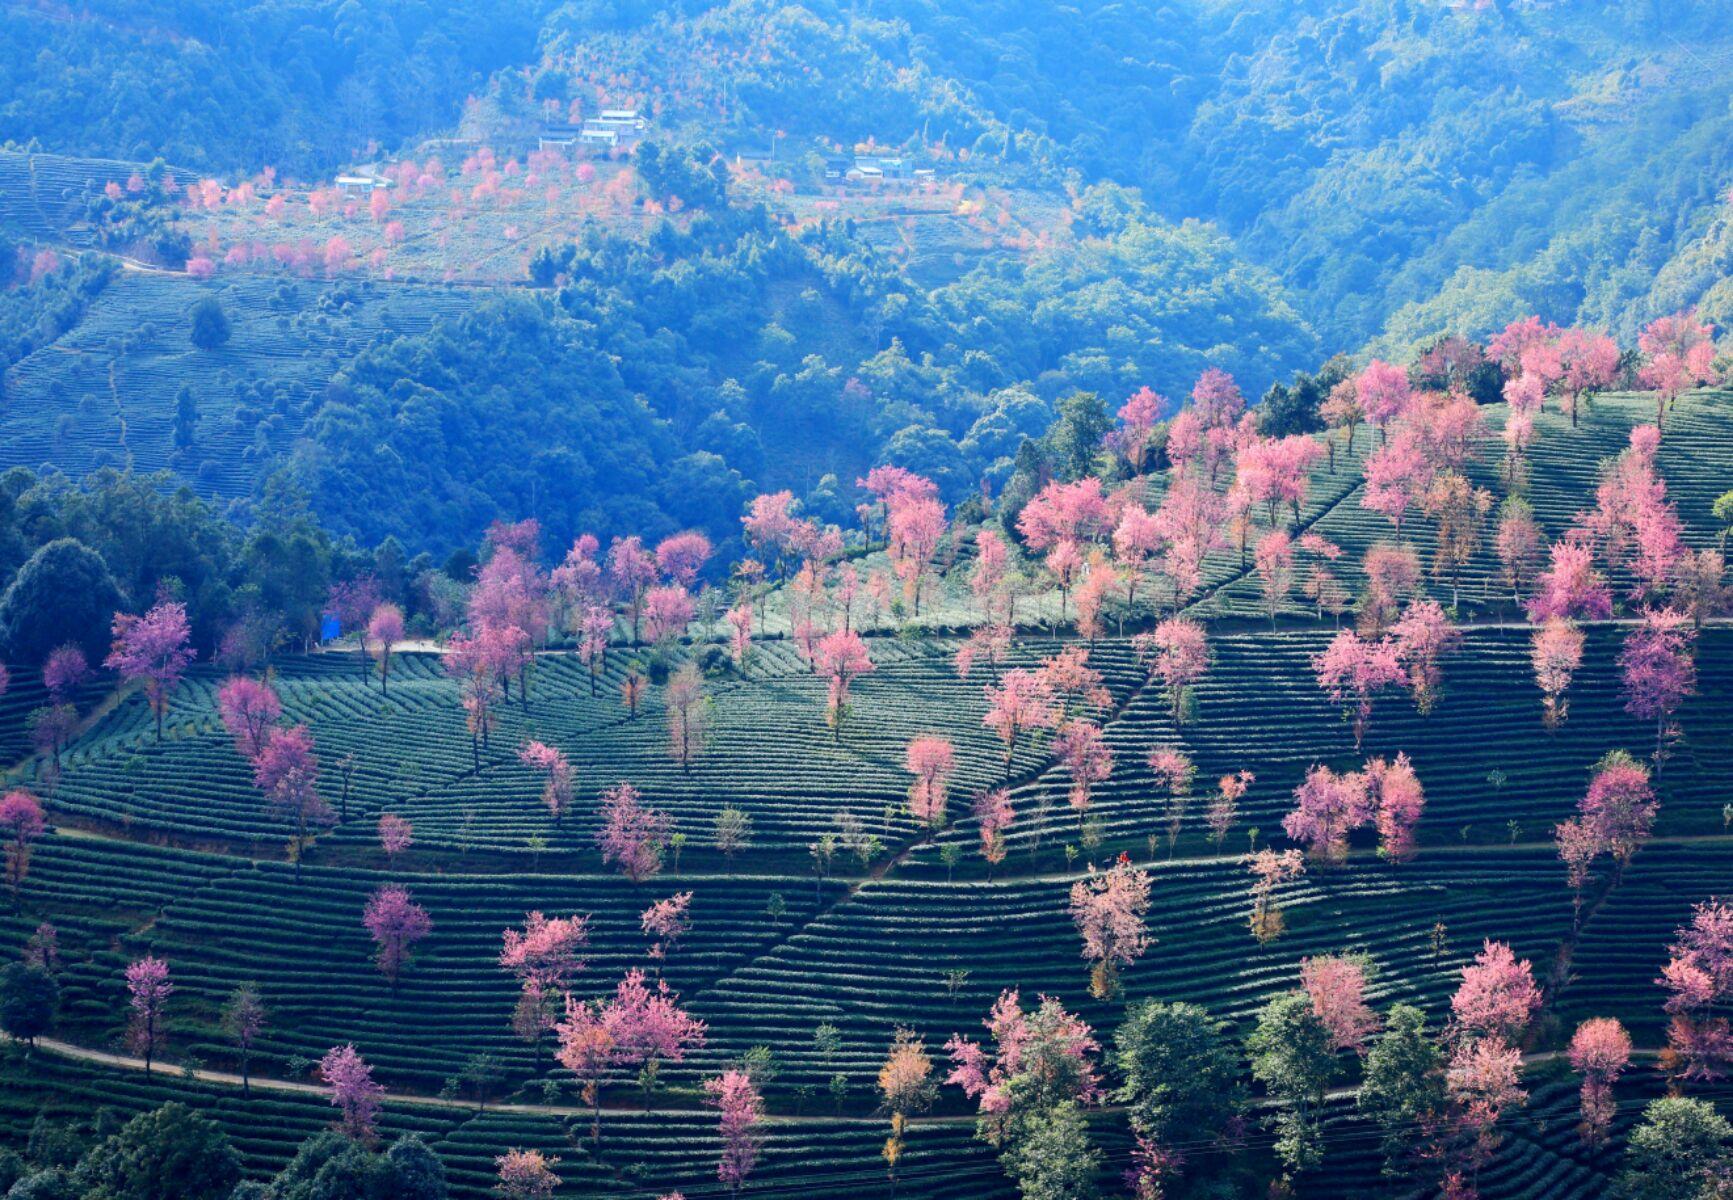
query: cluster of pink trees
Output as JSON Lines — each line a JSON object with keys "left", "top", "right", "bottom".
{"left": 1310, "top": 594, "right": 1460, "bottom": 745}
{"left": 1281, "top": 754, "right": 1425, "bottom": 865}
{"left": 555, "top": 968, "right": 707, "bottom": 1140}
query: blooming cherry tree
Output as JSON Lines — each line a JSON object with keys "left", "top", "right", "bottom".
{"left": 320, "top": 1043, "right": 383, "bottom": 1141}
{"left": 363, "top": 884, "right": 433, "bottom": 994}
{"left": 596, "top": 783, "right": 670, "bottom": 882}
{"left": 106, "top": 600, "right": 196, "bottom": 739}
{"left": 125, "top": 956, "right": 173, "bottom": 1073}
{"left": 1069, "top": 854, "right": 1153, "bottom": 998}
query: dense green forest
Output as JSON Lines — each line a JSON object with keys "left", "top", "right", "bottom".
{"left": 0, "top": 0, "right": 550, "bottom": 174}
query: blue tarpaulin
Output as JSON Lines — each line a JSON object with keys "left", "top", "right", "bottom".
{"left": 320, "top": 614, "right": 341, "bottom": 642}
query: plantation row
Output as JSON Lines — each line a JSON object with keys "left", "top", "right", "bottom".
{"left": 10, "top": 825, "right": 1722, "bottom": 1102}
{"left": 37, "top": 638, "right": 1146, "bottom": 861}
{"left": 909, "top": 624, "right": 1733, "bottom": 873}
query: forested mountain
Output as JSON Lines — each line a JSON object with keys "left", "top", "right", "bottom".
{"left": 0, "top": 0, "right": 550, "bottom": 173}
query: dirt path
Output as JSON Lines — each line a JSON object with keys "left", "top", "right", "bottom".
{"left": 3, "top": 1032, "right": 970, "bottom": 1128}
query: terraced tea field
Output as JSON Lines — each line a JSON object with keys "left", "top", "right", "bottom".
{"left": 1, "top": 388, "right": 1731, "bottom": 1198}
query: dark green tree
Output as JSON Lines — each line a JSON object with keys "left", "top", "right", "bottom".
{"left": 0, "top": 962, "right": 58, "bottom": 1046}
{"left": 1357, "top": 1003, "right": 1444, "bottom": 1180}
{"left": 1000, "top": 1100, "right": 1100, "bottom": 1200}
{"left": 1114, "top": 1000, "right": 1245, "bottom": 1155}
{"left": 1044, "top": 392, "right": 1111, "bottom": 481}
{"left": 0, "top": 538, "right": 122, "bottom": 662}
{"left": 188, "top": 297, "right": 230, "bottom": 350}
{"left": 1612, "top": 1097, "right": 1732, "bottom": 1200}
{"left": 70, "top": 1104, "right": 241, "bottom": 1200}
{"left": 172, "top": 387, "right": 198, "bottom": 450}
{"left": 1246, "top": 990, "right": 1338, "bottom": 1179}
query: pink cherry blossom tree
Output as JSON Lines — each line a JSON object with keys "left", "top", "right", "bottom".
{"left": 495, "top": 1149, "right": 561, "bottom": 1200}
{"left": 814, "top": 629, "right": 874, "bottom": 742}
{"left": 704, "top": 1069, "right": 763, "bottom": 1194}
{"left": 1152, "top": 475, "right": 1226, "bottom": 610}
{"left": 42, "top": 645, "right": 89, "bottom": 703}
{"left": 218, "top": 676, "right": 281, "bottom": 759}
{"left": 1355, "top": 359, "right": 1412, "bottom": 440}
{"left": 366, "top": 603, "right": 405, "bottom": 692}
{"left": 1566, "top": 1017, "right": 1630, "bottom": 1146}
{"left": 887, "top": 494, "right": 948, "bottom": 616}
{"left": 973, "top": 788, "right": 1014, "bottom": 877}
{"left": 596, "top": 783, "right": 670, "bottom": 882}
{"left": 1284, "top": 764, "right": 1372, "bottom": 865}
{"left": 0, "top": 789, "right": 46, "bottom": 902}
{"left": 555, "top": 995, "right": 619, "bottom": 1140}
{"left": 1365, "top": 752, "right": 1425, "bottom": 863}
{"left": 654, "top": 531, "right": 713, "bottom": 587}
{"left": 1301, "top": 955, "right": 1380, "bottom": 1052}
{"left": 1443, "top": 1035, "right": 1526, "bottom": 1196}
{"left": 1391, "top": 600, "right": 1459, "bottom": 715}
{"left": 725, "top": 602, "right": 753, "bottom": 670}
{"left": 945, "top": 989, "right": 1102, "bottom": 1143}
{"left": 1054, "top": 720, "right": 1113, "bottom": 817}
{"left": 1659, "top": 898, "right": 1733, "bottom": 1081}
{"left": 1554, "top": 817, "right": 1600, "bottom": 925}
{"left": 1246, "top": 848, "right": 1305, "bottom": 943}
{"left": 518, "top": 740, "right": 575, "bottom": 823}
{"left": 106, "top": 600, "right": 196, "bottom": 739}
{"left": 253, "top": 725, "right": 334, "bottom": 882}
{"left": 1530, "top": 619, "right": 1585, "bottom": 729}
{"left": 607, "top": 536, "right": 659, "bottom": 644}
{"left": 1526, "top": 538, "right": 1613, "bottom": 622}
{"left": 578, "top": 606, "right": 613, "bottom": 695}
{"left": 1451, "top": 941, "right": 1542, "bottom": 1042}
{"left": 1619, "top": 607, "right": 1696, "bottom": 763}
{"left": 643, "top": 586, "right": 696, "bottom": 646}
{"left": 1255, "top": 530, "right": 1295, "bottom": 625}
{"left": 983, "top": 667, "right": 1058, "bottom": 773}
{"left": 1133, "top": 617, "right": 1209, "bottom": 722}
{"left": 1638, "top": 310, "right": 1719, "bottom": 433}
{"left": 125, "top": 955, "right": 173, "bottom": 1073}
{"left": 363, "top": 884, "right": 432, "bottom": 994}
{"left": 1362, "top": 429, "right": 1432, "bottom": 538}
{"left": 1495, "top": 501, "right": 1545, "bottom": 607}
{"left": 610, "top": 968, "right": 707, "bottom": 1106}
{"left": 320, "top": 1043, "right": 384, "bottom": 1141}
{"left": 905, "top": 736, "right": 956, "bottom": 832}
{"left": 1207, "top": 769, "right": 1254, "bottom": 850}
{"left": 1580, "top": 749, "right": 1657, "bottom": 878}
{"left": 1557, "top": 328, "right": 1621, "bottom": 428}
{"left": 1116, "top": 387, "right": 1165, "bottom": 474}
{"left": 377, "top": 813, "right": 412, "bottom": 868}
{"left": 1017, "top": 478, "right": 1111, "bottom": 619}
{"left": 641, "top": 891, "right": 692, "bottom": 961}
{"left": 664, "top": 664, "right": 709, "bottom": 774}
{"left": 500, "top": 910, "right": 589, "bottom": 993}
{"left": 1069, "top": 854, "right": 1152, "bottom": 998}
{"left": 1312, "top": 630, "right": 1406, "bottom": 748}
